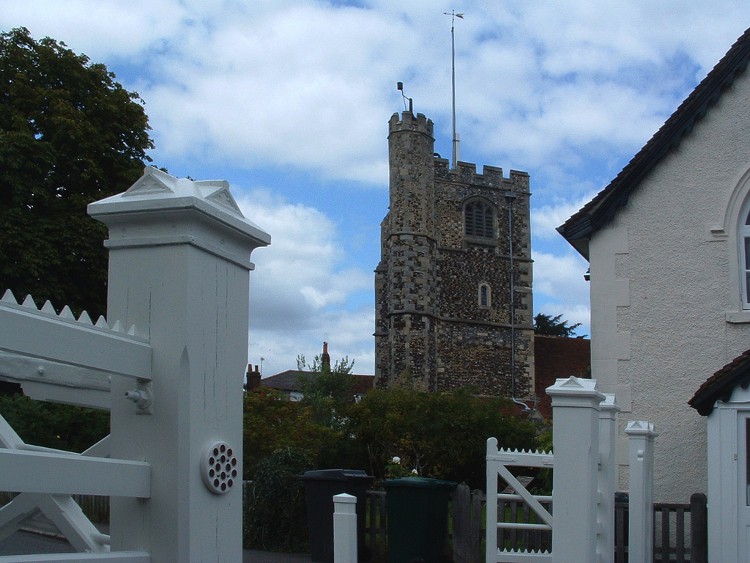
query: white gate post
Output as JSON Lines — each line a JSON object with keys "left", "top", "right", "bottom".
{"left": 88, "top": 168, "right": 270, "bottom": 561}
{"left": 547, "top": 376, "right": 605, "bottom": 563}
{"left": 597, "top": 394, "right": 619, "bottom": 563}
{"left": 625, "top": 421, "right": 657, "bottom": 563}
{"left": 333, "top": 493, "right": 357, "bottom": 563}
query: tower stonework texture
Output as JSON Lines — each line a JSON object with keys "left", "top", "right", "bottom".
{"left": 375, "top": 112, "right": 534, "bottom": 396}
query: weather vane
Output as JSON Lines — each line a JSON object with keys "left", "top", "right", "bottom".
{"left": 444, "top": 10, "right": 464, "bottom": 169}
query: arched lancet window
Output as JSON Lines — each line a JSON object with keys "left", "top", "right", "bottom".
{"left": 465, "top": 200, "right": 495, "bottom": 239}
{"left": 478, "top": 283, "right": 491, "bottom": 308}
{"left": 740, "top": 197, "right": 750, "bottom": 309}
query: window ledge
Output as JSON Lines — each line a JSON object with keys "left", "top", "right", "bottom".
{"left": 726, "top": 310, "right": 750, "bottom": 324}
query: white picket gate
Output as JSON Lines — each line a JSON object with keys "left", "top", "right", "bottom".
{"left": 0, "top": 167, "right": 270, "bottom": 562}
{"left": 485, "top": 442, "right": 553, "bottom": 562}
{"left": 487, "top": 377, "right": 632, "bottom": 563}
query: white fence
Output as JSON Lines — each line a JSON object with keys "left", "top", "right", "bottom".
{"left": 487, "top": 377, "right": 656, "bottom": 563}
{"left": 0, "top": 168, "right": 270, "bottom": 561}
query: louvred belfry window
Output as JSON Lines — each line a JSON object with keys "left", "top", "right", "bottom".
{"left": 465, "top": 200, "right": 494, "bottom": 239}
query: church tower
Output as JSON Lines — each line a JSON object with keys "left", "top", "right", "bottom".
{"left": 375, "top": 111, "right": 534, "bottom": 397}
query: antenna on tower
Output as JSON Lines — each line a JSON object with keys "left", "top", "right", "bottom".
{"left": 444, "top": 10, "right": 463, "bottom": 169}
{"left": 397, "top": 81, "right": 413, "bottom": 114}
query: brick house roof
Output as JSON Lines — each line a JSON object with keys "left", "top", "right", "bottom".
{"left": 689, "top": 349, "right": 750, "bottom": 416}
{"left": 534, "top": 335, "right": 591, "bottom": 419}
{"left": 558, "top": 27, "right": 750, "bottom": 259}
{"left": 260, "top": 370, "right": 375, "bottom": 397}
{"left": 259, "top": 337, "right": 590, "bottom": 418}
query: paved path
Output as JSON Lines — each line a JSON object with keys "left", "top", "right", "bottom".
{"left": 0, "top": 530, "right": 312, "bottom": 562}
{"left": 244, "top": 550, "right": 312, "bottom": 562}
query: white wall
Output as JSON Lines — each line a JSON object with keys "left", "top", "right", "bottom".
{"left": 588, "top": 69, "right": 750, "bottom": 502}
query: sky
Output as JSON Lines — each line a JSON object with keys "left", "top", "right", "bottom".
{"left": 2, "top": 2, "right": 748, "bottom": 378}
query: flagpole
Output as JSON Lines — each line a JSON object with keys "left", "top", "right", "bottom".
{"left": 445, "top": 11, "right": 463, "bottom": 169}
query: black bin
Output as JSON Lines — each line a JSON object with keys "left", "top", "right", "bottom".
{"left": 300, "top": 469, "right": 374, "bottom": 562}
{"left": 384, "top": 476, "right": 457, "bottom": 563}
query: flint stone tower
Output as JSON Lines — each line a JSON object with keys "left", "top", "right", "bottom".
{"left": 375, "top": 112, "right": 534, "bottom": 396}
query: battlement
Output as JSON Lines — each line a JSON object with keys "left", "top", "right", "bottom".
{"left": 388, "top": 112, "right": 434, "bottom": 138}
{"left": 434, "top": 158, "right": 530, "bottom": 191}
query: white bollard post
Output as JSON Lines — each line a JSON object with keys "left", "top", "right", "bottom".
{"left": 597, "top": 394, "right": 619, "bottom": 563}
{"left": 89, "top": 168, "right": 270, "bottom": 561}
{"left": 625, "top": 421, "right": 657, "bottom": 563}
{"left": 547, "top": 376, "right": 605, "bottom": 563}
{"left": 333, "top": 493, "right": 357, "bottom": 563}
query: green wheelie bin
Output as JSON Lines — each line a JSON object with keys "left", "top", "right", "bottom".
{"left": 384, "top": 477, "right": 457, "bottom": 563}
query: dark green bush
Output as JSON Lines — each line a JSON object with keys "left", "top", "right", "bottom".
{"left": 243, "top": 446, "right": 314, "bottom": 552}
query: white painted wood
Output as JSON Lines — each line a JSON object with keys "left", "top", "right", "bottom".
{"left": 493, "top": 552, "right": 552, "bottom": 562}
{"left": 625, "top": 421, "right": 656, "bottom": 563}
{"left": 333, "top": 494, "right": 357, "bottom": 563}
{"left": 28, "top": 493, "right": 107, "bottom": 552}
{"left": 486, "top": 437, "right": 500, "bottom": 563}
{"left": 0, "top": 449, "right": 150, "bottom": 498}
{"left": 89, "top": 168, "right": 270, "bottom": 561}
{"left": 597, "top": 394, "right": 619, "bottom": 563}
{"left": 737, "top": 412, "right": 750, "bottom": 559}
{"left": 486, "top": 437, "right": 553, "bottom": 562}
{"left": 0, "top": 553, "right": 150, "bottom": 562}
{"left": 0, "top": 491, "right": 39, "bottom": 542}
{"left": 547, "top": 376, "right": 604, "bottom": 563}
{"left": 0, "top": 296, "right": 151, "bottom": 382}
{"left": 0, "top": 168, "right": 269, "bottom": 560}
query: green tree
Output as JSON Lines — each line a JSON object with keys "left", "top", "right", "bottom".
{"left": 0, "top": 27, "right": 153, "bottom": 318}
{"left": 533, "top": 313, "right": 583, "bottom": 338}
{"left": 296, "top": 352, "right": 357, "bottom": 427}
{"left": 347, "top": 388, "right": 538, "bottom": 489}
{"left": 242, "top": 388, "right": 340, "bottom": 480}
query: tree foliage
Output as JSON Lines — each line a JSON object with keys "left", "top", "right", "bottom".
{"left": 348, "top": 388, "right": 538, "bottom": 489}
{"left": 242, "top": 388, "right": 341, "bottom": 480}
{"left": 0, "top": 392, "right": 108, "bottom": 453}
{"left": 243, "top": 446, "right": 313, "bottom": 552}
{"left": 296, "top": 353, "right": 357, "bottom": 427}
{"left": 0, "top": 27, "right": 153, "bottom": 317}
{"left": 533, "top": 313, "right": 583, "bottom": 338}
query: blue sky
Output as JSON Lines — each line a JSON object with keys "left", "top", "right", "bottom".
{"left": 2, "top": 1, "right": 748, "bottom": 377}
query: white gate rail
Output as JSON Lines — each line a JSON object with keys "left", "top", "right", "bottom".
{"left": 0, "top": 291, "right": 151, "bottom": 410}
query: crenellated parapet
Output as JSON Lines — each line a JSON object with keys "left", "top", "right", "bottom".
{"left": 434, "top": 158, "right": 530, "bottom": 193}
{"left": 388, "top": 112, "right": 434, "bottom": 138}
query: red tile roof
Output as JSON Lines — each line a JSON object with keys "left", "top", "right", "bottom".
{"left": 689, "top": 349, "right": 750, "bottom": 416}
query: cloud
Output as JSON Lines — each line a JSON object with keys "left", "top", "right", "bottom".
{"left": 234, "top": 190, "right": 375, "bottom": 374}
{"left": 4, "top": 0, "right": 748, "bottom": 376}
{"left": 532, "top": 249, "right": 591, "bottom": 334}
{"left": 532, "top": 194, "right": 598, "bottom": 240}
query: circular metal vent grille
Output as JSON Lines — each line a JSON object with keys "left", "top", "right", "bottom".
{"left": 201, "top": 441, "right": 238, "bottom": 495}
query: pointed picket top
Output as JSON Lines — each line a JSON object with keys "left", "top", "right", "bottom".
{"left": 2, "top": 289, "right": 18, "bottom": 304}
{"left": 59, "top": 305, "right": 75, "bottom": 320}
{"left": 77, "top": 310, "right": 93, "bottom": 325}
{"left": 111, "top": 320, "right": 124, "bottom": 333}
{"left": 95, "top": 316, "right": 108, "bottom": 329}
{"left": 41, "top": 301, "right": 57, "bottom": 315}
{"left": 22, "top": 294, "right": 38, "bottom": 310}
